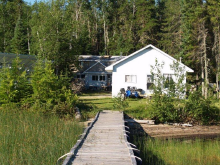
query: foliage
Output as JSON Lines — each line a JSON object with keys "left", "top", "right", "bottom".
{"left": 1, "top": 0, "right": 220, "bottom": 86}
{"left": 185, "top": 90, "right": 220, "bottom": 125}
{"left": 133, "top": 136, "right": 220, "bottom": 165}
{"left": 27, "top": 59, "right": 78, "bottom": 117}
{"left": 11, "top": 16, "right": 27, "bottom": 54}
{"left": 113, "top": 93, "right": 129, "bottom": 110}
{"left": 0, "top": 57, "right": 78, "bottom": 118}
{"left": 0, "top": 110, "right": 83, "bottom": 165}
{"left": 148, "top": 59, "right": 183, "bottom": 123}
{"left": 0, "top": 57, "right": 32, "bottom": 105}
{"left": 148, "top": 59, "right": 220, "bottom": 124}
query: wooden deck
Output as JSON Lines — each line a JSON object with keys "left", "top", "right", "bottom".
{"left": 59, "top": 110, "right": 141, "bottom": 165}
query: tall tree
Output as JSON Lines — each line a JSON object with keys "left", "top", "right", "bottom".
{"left": 11, "top": 16, "right": 28, "bottom": 54}
{"left": 135, "top": 0, "right": 158, "bottom": 49}
{"left": 207, "top": 0, "right": 220, "bottom": 98}
{"left": 159, "top": 0, "right": 182, "bottom": 58}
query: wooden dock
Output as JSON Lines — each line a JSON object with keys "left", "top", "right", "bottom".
{"left": 58, "top": 110, "right": 141, "bottom": 165}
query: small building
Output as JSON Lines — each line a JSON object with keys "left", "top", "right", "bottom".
{"left": 105, "top": 44, "right": 194, "bottom": 97}
{"left": 75, "top": 55, "right": 124, "bottom": 90}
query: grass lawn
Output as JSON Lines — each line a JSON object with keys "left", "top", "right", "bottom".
{"left": 78, "top": 90, "right": 111, "bottom": 96}
{"left": 0, "top": 110, "right": 83, "bottom": 165}
{"left": 78, "top": 97, "right": 149, "bottom": 119}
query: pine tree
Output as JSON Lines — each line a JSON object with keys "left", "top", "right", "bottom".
{"left": 11, "top": 17, "right": 28, "bottom": 54}
{"left": 0, "top": 57, "right": 31, "bottom": 105}
{"left": 158, "top": 0, "right": 182, "bottom": 58}
{"left": 135, "top": 0, "right": 159, "bottom": 49}
{"left": 207, "top": 0, "right": 220, "bottom": 98}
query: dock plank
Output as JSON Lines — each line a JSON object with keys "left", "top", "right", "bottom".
{"left": 61, "top": 110, "right": 138, "bottom": 165}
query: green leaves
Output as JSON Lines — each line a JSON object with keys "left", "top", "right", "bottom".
{"left": 0, "top": 57, "right": 78, "bottom": 118}
{"left": 0, "top": 57, "right": 31, "bottom": 105}
{"left": 113, "top": 93, "right": 129, "bottom": 111}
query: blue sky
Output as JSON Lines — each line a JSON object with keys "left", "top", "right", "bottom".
{"left": 24, "top": 0, "right": 42, "bottom": 5}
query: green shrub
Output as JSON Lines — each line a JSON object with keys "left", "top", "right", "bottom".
{"left": 0, "top": 57, "right": 32, "bottom": 105}
{"left": 148, "top": 59, "right": 183, "bottom": 123}
{"left": 113, "top": 93, "right": 129, "bottom": 110}
{"left": 147, "top": 59, "right": 220, "bottom": 124}
{"left": 185, "top": 90, "right": 219, "bottom": 125}
{"left": 0, "top": 57, "right": 78, "bottom": 118}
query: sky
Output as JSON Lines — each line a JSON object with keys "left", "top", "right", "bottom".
{"left": 24, "top": 0, "right": 42, "bottom": 5}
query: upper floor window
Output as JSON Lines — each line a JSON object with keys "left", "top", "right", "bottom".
{"left": 125, "top": 75, "right": 136, "bottom": 83}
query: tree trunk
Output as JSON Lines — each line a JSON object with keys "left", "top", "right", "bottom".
{"left": 213, "top": 26, "right": 220, "bottom": 99}
{"left": 37, "top": 31, "right": 44, "bottom": 57}
{"left": 103, "top": 14, "right": 107, "bottom": 53}
{"left": 133, "top": 0, "right": 136, "bottom": 17}
{"left": 27, "top": 27, "right": 30, "bottom": 54}
{"left": 201, "top": 57, "right": 205, "bottom": 96}
{"left": 202, "top": 22, "right": 208, "bottom": 99}
{"left": 198, "top": 21, "right": 208, "bottom": 99}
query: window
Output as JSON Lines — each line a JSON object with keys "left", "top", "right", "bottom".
{"left": 147, "top": 75, "right": 154, "bottom": 90}
{"left": 163, "top": 74, "right": 174, "bottom": 88}
{"left": 77, "top": 74, "right": 85, "bottom": 79}
{"left": 125, "top": 75, "right": 137, "bottom": 83}
{"left": 92, "top": 75, "right": 98, "bottom": 81}
{"left": 100, "top": 75, "right": 106, "bottom": 81}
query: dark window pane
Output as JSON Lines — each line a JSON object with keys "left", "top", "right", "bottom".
{"left": 92, "top": 75, "right": 98, "bottom": 81}
{"left": 100, "top": 75, "right": 105, "bottom": 81}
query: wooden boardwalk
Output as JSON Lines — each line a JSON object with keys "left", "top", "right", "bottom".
{"left": 59, "top": 110, "right": 141, "bottom": 165}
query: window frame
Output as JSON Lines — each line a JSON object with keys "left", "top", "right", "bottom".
{"left": 99, "top": 75, "right": 106, "bottom": 81}
{"left": 147, "top": 75, "right": 154, "bottom": 90}
{"left": 92, "top": 75, "right": 98, "bottom": 81}
{"left": 125, "top": 75, "right": 137, "bottom": 83}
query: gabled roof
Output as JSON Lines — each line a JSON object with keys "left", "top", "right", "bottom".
{"left": 83, "top": 61, "right": 107, "bottom": 73}
{"left": 105, "top": 44, "right": 194, "bottom": 73}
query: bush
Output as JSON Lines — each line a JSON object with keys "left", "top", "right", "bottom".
{"left": 184, "top": 90, "right": 219, "bottom": 125}
{"left": 0, "top": 57, "right": 78, "bottom": 118}
{"left": 147, "top": 94, "right": 181, "bottom": 123}
{"left": 0, "top": 57, "right": 32, "bottom": 105}
{"left": 113, "top": 93, "right": 129, "bottom": 110}
{"left": 147, "top": 59, "right": 220, "bottom": 124}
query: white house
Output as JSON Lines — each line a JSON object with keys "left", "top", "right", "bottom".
{"left": 105, "top": 44, "right": 194, "bottom": 97}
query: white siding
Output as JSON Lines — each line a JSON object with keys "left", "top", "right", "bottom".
{"left": 111, "top": 47, "right": 187, "bottom": 97}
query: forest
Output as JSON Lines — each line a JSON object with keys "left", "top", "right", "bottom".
{"left": 0, "top": 0, "right": 220, "bottom": 94}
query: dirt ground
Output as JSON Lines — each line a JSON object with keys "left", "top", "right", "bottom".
{"left": 139, "top": 124, "right": 220, "bottom": 139}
